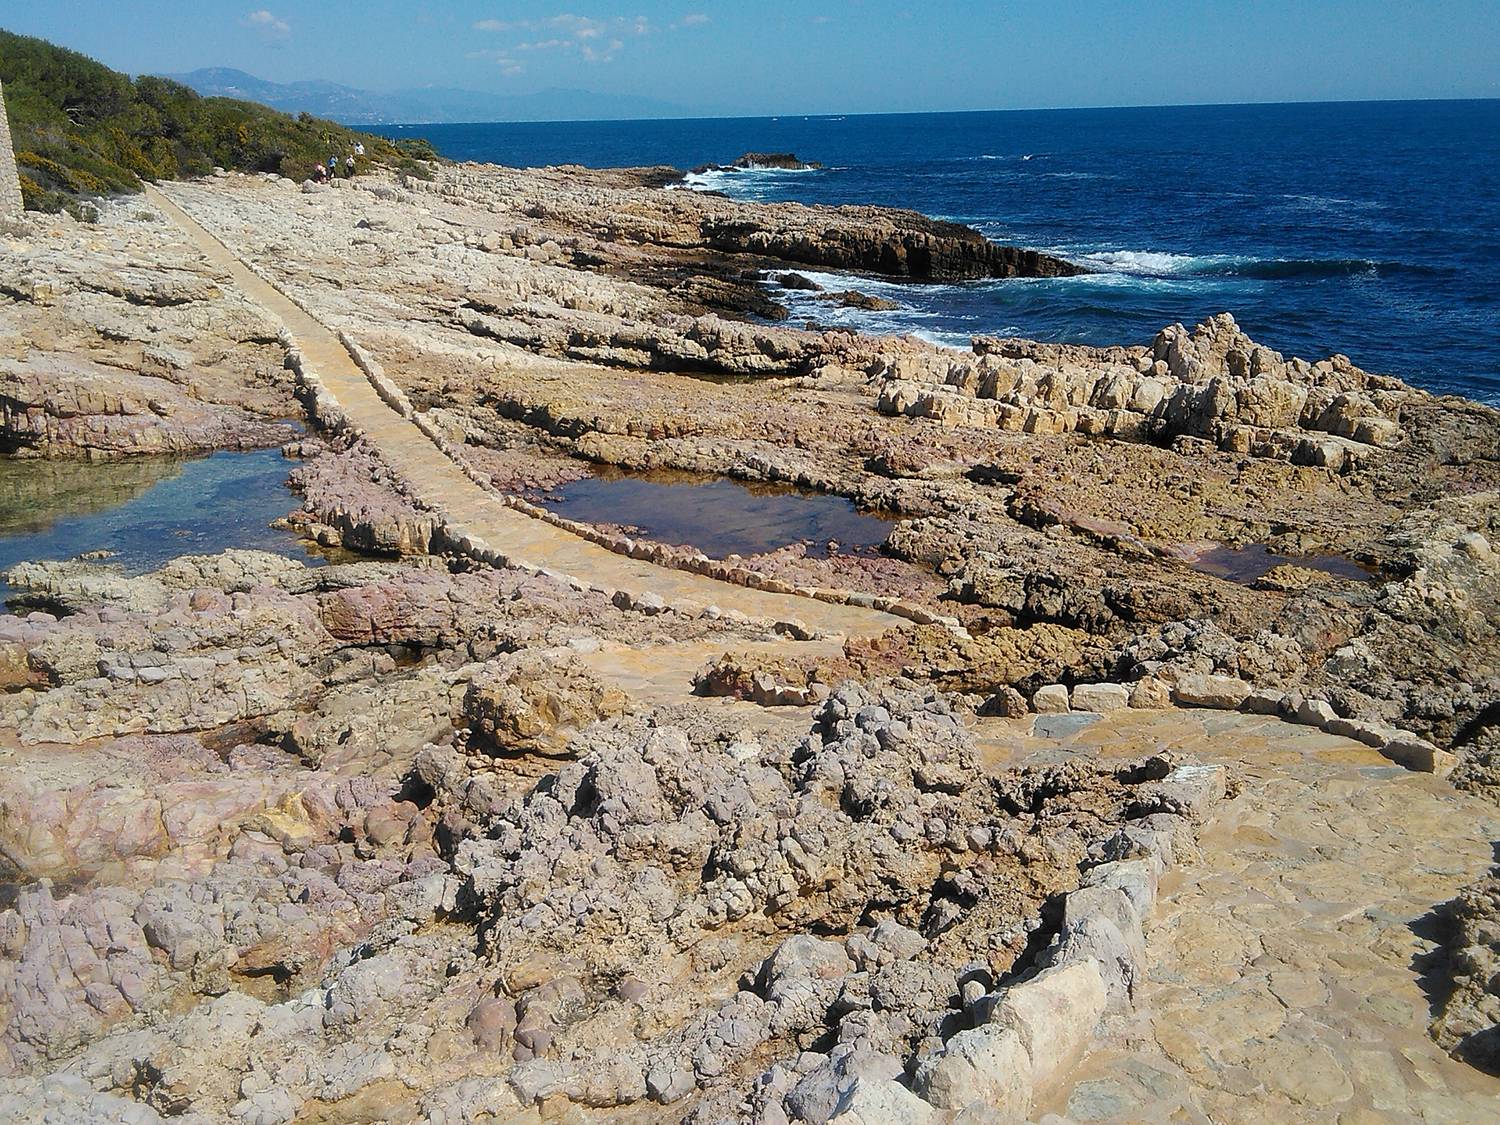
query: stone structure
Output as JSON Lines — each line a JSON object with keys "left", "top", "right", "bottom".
{"left": 0, "top": 79, "right": 22, "bottom": 215}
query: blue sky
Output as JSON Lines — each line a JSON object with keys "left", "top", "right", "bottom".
{"left": 6, "top": 1, "right": 1498, "bottom": 116}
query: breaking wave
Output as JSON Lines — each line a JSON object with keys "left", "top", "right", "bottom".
{"left": 1069, "top": 249, "right": 1423, "bottom": 281}
{"left": 674, "top": 163, "right": 827, "bottom": 200}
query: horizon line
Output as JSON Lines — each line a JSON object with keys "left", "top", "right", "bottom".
{"left": 359, "top": 93, "right": 1499, "bottom": 130}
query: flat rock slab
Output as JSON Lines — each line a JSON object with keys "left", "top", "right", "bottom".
{"left": 1032, "top": 712, "right": 1104, "bottom": 740}
{"left": 998, "top": 709, "right": 1500, "bottom": 1123}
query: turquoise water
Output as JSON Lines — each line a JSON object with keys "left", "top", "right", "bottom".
{"left": 0, "top": 447, "right": 319, "bottom": 586}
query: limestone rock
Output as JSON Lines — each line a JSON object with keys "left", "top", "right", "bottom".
{"left": 1381, "top": 734, "right": 1457, "bottom": 775}
{"left": 983, "top": 961, "right": 1107, "bottom": 1088}
{"left": 1128, "top": 678, "right": 1172, "bottom": 709}
{"left": 463, "top": 650, "right": 631, "bottom": 757}
{"left": 1, "top": 352, "right": 293, "bottom": 458}
{"left": 830, "top": 1077, "right": 938, "bottom": 1123}
{"left": 912, "top": 1024, "right": 1031, "bottom": 1113}
{"left": 1171, "top": 673, "right": 1252, "bottom": 709}
{"left": 1070, "top": 682, "right": 1129, "bottom": 713}
{"left": 1031, "top": 684, "right": 1070, "bottom": 714}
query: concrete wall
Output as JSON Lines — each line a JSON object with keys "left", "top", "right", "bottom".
{"left": 0, "top": 79, "right": 25, "bottom": 215}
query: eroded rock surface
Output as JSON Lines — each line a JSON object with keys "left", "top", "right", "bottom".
{"left": 0, "top": 352, "right": 294, "bottom": 457}
{"left": 1431, "top": 871, "right": 1500, "bottom": 1073}
{"left": 1, "top": 201, "right": 298, "bottom": 459}
{"left": 1, "top": 157, "right": 1497, "bottom": 1120}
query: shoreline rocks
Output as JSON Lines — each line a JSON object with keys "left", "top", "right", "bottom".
{"left": 0, "top": 155, "right": 1496, "bottom": 1119}
{"left": 0, "top": 352, "right": 296, "bottom": 458}
{"left": 691, "top": 152, "right": 825, "bottom": 173}
{"left": 875, "top": 312, "right": 1409, "bottom": 472}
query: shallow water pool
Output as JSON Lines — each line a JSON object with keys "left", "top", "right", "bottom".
{"left": 1189, "top": 542, "right": 1375, "bottom": 584}
{"left": 0, "top": 447, "right": 321, "bottom": 587}
{"left": 534, "top": 469, "right": 893, "bottom": 560}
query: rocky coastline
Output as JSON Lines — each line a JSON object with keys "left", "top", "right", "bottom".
{"left": 0, "top": 157, "right": 1498, "bottom": 1122}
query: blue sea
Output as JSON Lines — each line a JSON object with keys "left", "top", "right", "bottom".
{"left": 385, "top": 100, "right": 1500, "bottom": 404}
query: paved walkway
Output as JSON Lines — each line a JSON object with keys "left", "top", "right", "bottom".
{"left": 980, "top": 709, "right": 1500, "bottom": 1123}
{"left": 143, "top": 184, "right": 903, "bottom": 639}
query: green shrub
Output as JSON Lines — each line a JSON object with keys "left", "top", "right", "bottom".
{"left": 18, "top": 151, "right": 110, "bottom": 195}
{"left": 0, "top": 29, "right": 441, "bottom": 210}
{"left": 18, "top": 173, "right": 67, "bottom": 213}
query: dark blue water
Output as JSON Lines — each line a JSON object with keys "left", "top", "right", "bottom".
{"left": 386, "top": 101, "right": 1500, "bottom": 404}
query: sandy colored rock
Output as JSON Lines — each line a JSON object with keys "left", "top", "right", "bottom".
{"left": 0, "top": 144, "right": 1495, "bottom": 1124}
{"left": 1031, "top": 685, "right": 1070, "bottom": 714}
{"left": 463, "top": 649, "right": 632, "bottom": 757}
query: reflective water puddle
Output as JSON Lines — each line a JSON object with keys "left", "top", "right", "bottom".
{"left": 533, "top": 468, "right": 893, "bottom": 559}
{"left": 1187, "top": 541, "right": 1376, "bottom": 584}
{"left": 0, "top": 447, "right": 321, "bottom": 590}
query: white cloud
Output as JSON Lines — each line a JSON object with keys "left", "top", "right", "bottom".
{"left": 679, "top": 13, "right": 710, "bottom": 27}
{"left": 242, "top": 9, "right": 291, "bottom": 40}
{"left": 468, "top": 48, "right": 525, "bottom": 75}
{"left": 471, "top": 12, "right": 657, "bottom": 63}
{"left": 581, "top": 37, "right": 625, "bottom": 62}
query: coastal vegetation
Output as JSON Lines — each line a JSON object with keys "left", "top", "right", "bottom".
{"left": 0, "top": 28, "right": 437, "bottom": 216}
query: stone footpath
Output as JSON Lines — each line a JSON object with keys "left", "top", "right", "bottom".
{"left": 978, "top": 709, "right": 1500, "bottom": 1124}
{"left": 142, "top": 184, "right": 903, "bottom": 641}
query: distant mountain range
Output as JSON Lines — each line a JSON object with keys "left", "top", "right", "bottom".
{"left": 162, "top": 67, "right": 686, "bottom": 125}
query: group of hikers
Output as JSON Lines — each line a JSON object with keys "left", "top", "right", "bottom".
{"left": 311, "top": 140, "right": 365, "bottom": 182}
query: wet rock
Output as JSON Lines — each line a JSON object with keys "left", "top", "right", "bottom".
{"left": 819, "top": 291, "right": 900, "bottom": 312}
{"left": 775, "top": 272, "right": 823, "bottom": 291}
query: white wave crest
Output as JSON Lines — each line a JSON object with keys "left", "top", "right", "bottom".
{"left": 675, "top": 163, "right": 825, "bottom": 198}
{"left": 1070, "top": 249, "right": 1250, "bottom": 277}
{"left": 671, "top": 170, "right": 732, "bottom": 192}
{"left": 733, "top": 162, "right": 820, "bottom": 173}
